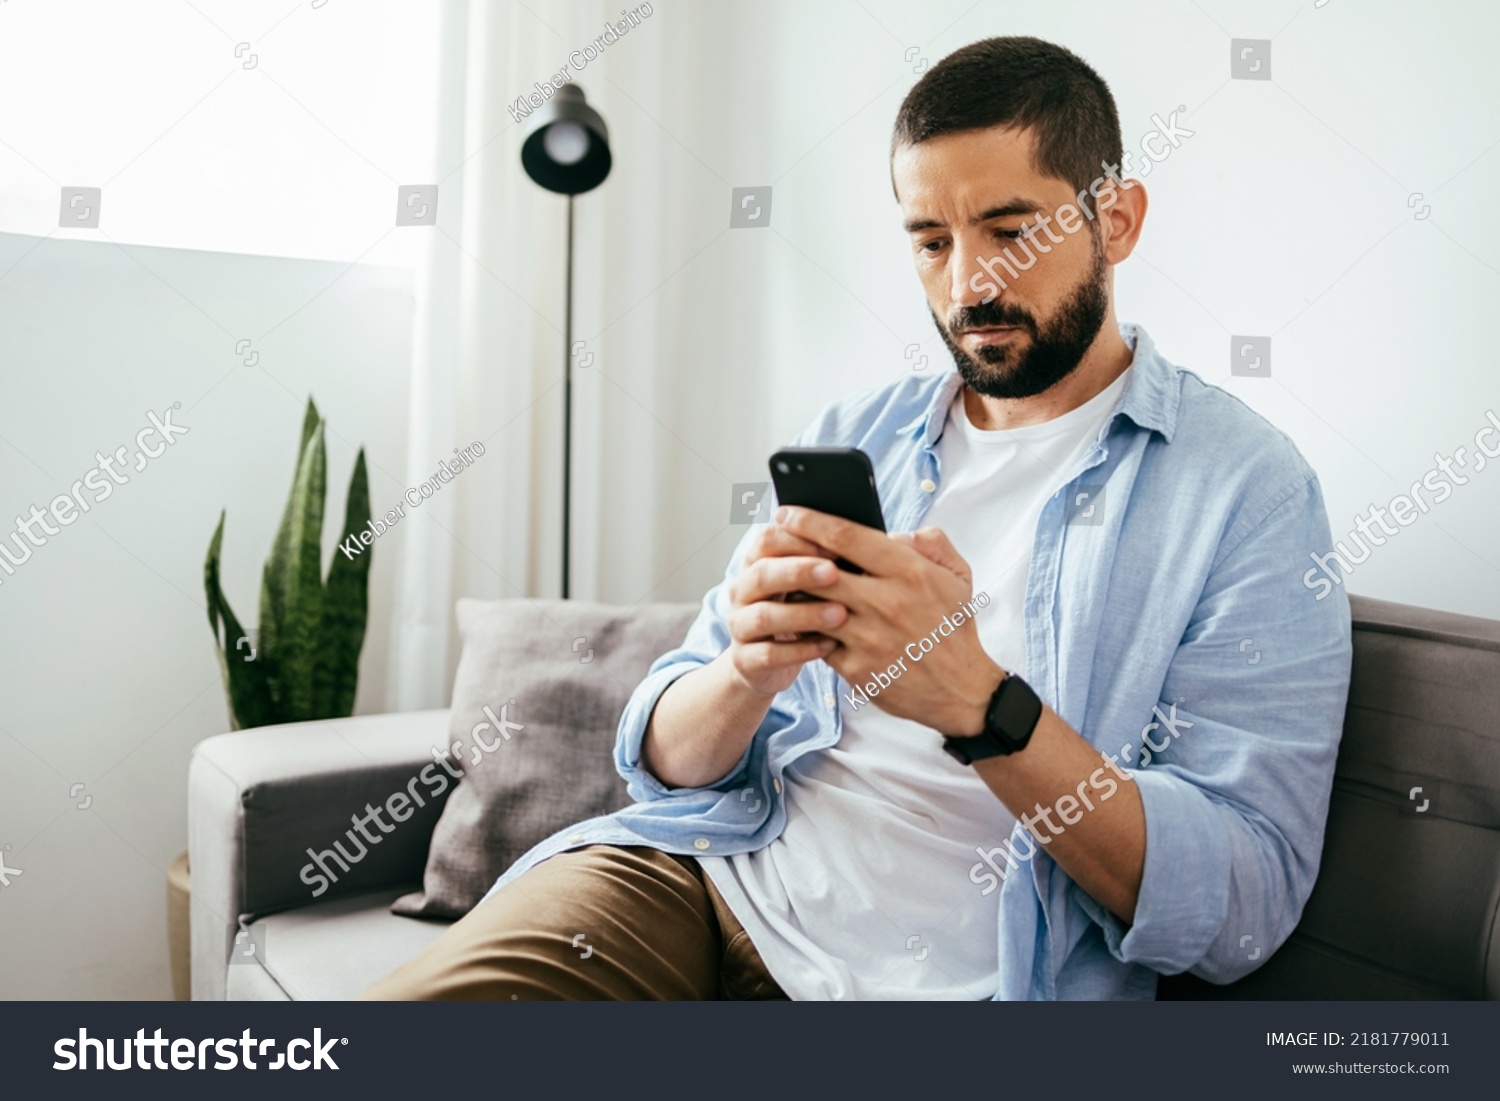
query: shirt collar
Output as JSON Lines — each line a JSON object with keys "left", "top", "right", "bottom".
{"left": 1111, "top": 323, "right": 1179, "bottom": 444}
{"left": 901, "top": 322, "right": 1181, "bottom": 449}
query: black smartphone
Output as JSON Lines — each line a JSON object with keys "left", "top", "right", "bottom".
{"left": 768, "top": 447, "right": 886, "bottom": 575}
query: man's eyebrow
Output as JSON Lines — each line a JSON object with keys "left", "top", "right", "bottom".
{"left": 902, "top": 200, "right": 1044, "bottom": 234}
{"left": 975, "top": 201, "right": 1044, "bottom": 221}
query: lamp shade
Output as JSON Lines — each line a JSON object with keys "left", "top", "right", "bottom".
{"left": 520, "top": 85, "right": 612, "bottom": 195}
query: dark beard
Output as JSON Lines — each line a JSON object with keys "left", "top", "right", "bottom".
{"left": 932, "top": 245, "right": 1109, "bottom": 400}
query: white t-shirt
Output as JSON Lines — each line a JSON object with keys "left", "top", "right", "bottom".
{"left": 699, "top": 369, "right": 1130, "bottom": 999}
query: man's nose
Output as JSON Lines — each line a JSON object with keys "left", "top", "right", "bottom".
{"left": 949, "top": 236, "right": 999, "bottom": 308}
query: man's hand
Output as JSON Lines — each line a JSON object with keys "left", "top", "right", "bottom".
{"left": 773, "top": 506, "right": 1006, "bottom": 737}
{"left": 775, "top": 505, "right": 1146, "bottom": 921}
{"left": 724, "top": 523, "right": 847, "bottom": 696}
{"left": 639, "top": 522, "right": 851, "bottom": 790}
{"left": 647, "top": 504, "right": 1145, "bottom": 920}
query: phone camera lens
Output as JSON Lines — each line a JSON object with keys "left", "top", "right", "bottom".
{"left": 775, "top": 461, "right": 790, "bottom": 474}
{"left": 795, "top": 464, "right": 805, "bottom": 472}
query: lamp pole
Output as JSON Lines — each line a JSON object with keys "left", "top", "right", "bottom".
{"left": 518, "top": 84, "right": 610, "bottom": 601}
{"left": 562, "top": 194, "right": 574, "bottom": 599}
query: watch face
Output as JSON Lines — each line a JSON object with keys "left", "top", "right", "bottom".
{"left": 944, "top": 677, "right": 1042, "bottom": 765}
{"left": 985, "top": 675, "right": 1043, "bottom": 754}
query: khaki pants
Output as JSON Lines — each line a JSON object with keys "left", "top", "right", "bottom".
{"left": 364, "top": 845, "right": 789, "bottom": 1001}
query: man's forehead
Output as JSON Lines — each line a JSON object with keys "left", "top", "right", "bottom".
{"left": 892, "top": 126, "right": 1068, "bottom": 219}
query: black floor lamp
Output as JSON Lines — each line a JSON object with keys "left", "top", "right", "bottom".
{"left": 519, "top": 84, "right": 612, "bottom": 599}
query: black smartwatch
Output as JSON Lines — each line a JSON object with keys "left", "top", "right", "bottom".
{"left": 941, "top": 673, "right": 1043, "bottom": 765}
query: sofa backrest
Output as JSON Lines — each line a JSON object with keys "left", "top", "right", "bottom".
{"left": 1161, "top": 594, "right": 1500, "bottom": 999}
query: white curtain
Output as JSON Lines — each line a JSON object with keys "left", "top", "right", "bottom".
{"left": 387, "top": 0, "right": 803, "bottom": 709}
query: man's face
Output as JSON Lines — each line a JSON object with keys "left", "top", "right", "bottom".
{"left": 893, "top": 126, "right": 1110, "bottom": 399}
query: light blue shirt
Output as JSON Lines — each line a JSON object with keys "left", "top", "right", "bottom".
{"left": 484, "top": 323, "right": 1353, "bottom": 1000}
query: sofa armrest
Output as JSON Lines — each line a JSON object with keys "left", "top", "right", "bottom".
{"left": 189, "top": 709, "right": 453, "bottom": 1000}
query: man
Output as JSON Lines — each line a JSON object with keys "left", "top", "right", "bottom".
{"left": 368, "top": 36, "right": 1351, "bottom": 1001}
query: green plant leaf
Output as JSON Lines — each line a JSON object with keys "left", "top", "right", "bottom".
{"left": 204, "top": 511, "right": 278, "bottom": 729}
{"left": 259, "top": 398, "right": 321, "bottom": 691}
{"left": 209, "top": 396, "right": 370, "bottom": 731}
{"left": 315, "top": 448, "right": 371, "bottom": 718}
{"left": 205, "top": 510, "right": 226, "bottom": 642}
{"left": 262, "top": 419, "right": 326, "bottom": 721}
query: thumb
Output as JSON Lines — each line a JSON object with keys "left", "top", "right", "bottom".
{"left": 899, "top": 526, "right": 971, "bottom": 581}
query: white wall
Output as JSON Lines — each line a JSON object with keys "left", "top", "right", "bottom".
{"left": 0, "top": 235, "right": 416, "bottom": 998}
{"left": 0, "top": 0, "right": 439, "bottom": 998}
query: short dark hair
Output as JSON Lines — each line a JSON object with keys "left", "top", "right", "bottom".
{"left": 891, "top": 37, "right": 1123, "bottom": 207}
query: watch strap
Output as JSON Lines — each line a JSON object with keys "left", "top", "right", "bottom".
{"left": 942, "top": 673, "right": 1043, "bottom": 764}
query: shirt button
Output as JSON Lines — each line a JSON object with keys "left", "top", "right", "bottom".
{"left": 920, "top": 478, "right": 937, "bottom": 493}
{"left": 693, "top": 838, "right": 711, "bottom": 851}
{"left": 568, "top": 834, "right": 585, "bottom": 844}
{"left": 823, "top": 692, "right": 836, "bottom": 709}
{"left": 773, "top": 777, "right": 783, "bottom": 794}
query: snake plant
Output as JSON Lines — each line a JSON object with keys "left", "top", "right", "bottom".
{"left": 204, "top": 398, "right": 372, "bottom": 729}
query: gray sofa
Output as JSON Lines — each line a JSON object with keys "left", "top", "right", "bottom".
{"left": 189, "top": 594, "right": 1500, "bottom": 1000}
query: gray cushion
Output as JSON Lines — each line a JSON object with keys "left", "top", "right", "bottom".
{"left": 392, "top": 598, "right": 700, "bottom": 919}
{"left": 231, "top": 888, "right": 452, "bottom": 1000}
{"left": 1160, "top": 594, "right": 1500, "bottom": 999}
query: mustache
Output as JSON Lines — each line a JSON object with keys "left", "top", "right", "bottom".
{"left": 947, "top": 300, "right": 1035, "bottom": 334}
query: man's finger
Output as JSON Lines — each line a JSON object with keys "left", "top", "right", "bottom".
{"left": 739, "top": 636, "right": 838, "bottom": 672}
{"left": 773, "top": 506, "right": 906, "bottom": 576}
{"left": 745, "top": 523, "right": 837, "bottom": 566}
{"left": 730, "top": 596, "right": 847, "bottom": 643}
{"left": 731, "top": 555, "right": 839, "bottom": 607}
{"left": 895, "top": 526, "right": 971, "bottom": 582}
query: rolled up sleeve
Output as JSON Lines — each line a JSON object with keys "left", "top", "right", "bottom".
{"left": 613, "top": 414, "right": 842, "bottom": 802}
{"left": 1080, "top": 474, "right": 1353, "bottom": 982}
{"left": 613, "top": 527, "right": 761, "bottom": 802}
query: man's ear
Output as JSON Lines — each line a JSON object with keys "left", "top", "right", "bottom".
{"left": 1099, "top": 180, "right": 1147, "bottom": 265}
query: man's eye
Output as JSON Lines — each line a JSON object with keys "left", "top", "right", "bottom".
{"left": 996, "top": 229, "right": 1024, "bottom": 240}
{"left": 920, "top": 240, "right": 947, "bottom": 254}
